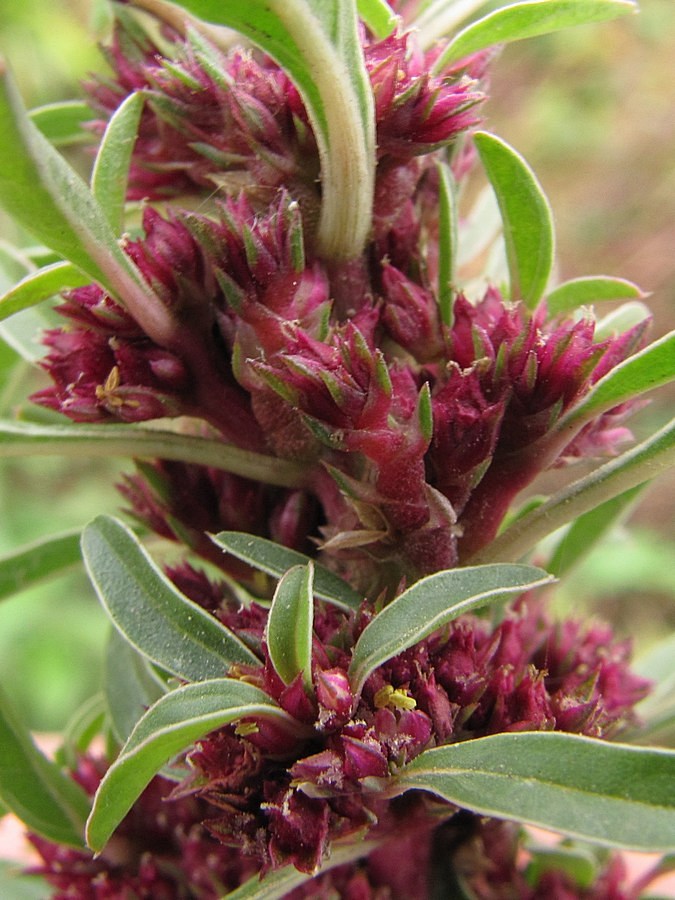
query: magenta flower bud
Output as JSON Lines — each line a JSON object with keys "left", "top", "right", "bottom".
{"left": 340, "top": 735, "right": 389, "bottom": 781}
{"left": 315, "top": 667, "right": 355, "bottom": 725}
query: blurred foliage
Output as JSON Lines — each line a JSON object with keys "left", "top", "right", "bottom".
{"left": 0, "top": 0, "right": 673, "bottom": 731}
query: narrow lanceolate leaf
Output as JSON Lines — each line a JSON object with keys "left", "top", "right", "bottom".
{"left": 104, "top": 628, "right": 167, "bottom": 743}
{"left": 0, "top": 261, "right": 89, "bottom": 322}
{"left": 81, "top": 516, "right": 259, "bottom": 681}
{"left": 395, "top": 731, "right": 675, "bottom": 852}
{"left": 553, "top": 330, "right": 675, "bottom": 438}
{"left": 436, "top": 161, "right": 459, "bottom": 326}
{"left": 348, "top": 564, "right": 552, "bottom": 694}
{"left": 0, "top": 683, "right": 90, "bottom": 848}
{"left": 471, "top": 417, "right": 675, "bottom": 566}
{"left": 266, "top": 564, "right": 315, "bottom": 691}
{"left": 168, "top": 0, "right": 375, "bottom": 260}
{"left": 0, "top": 59, "right": 175, "bottom": 347}
{"left": 0, "top": 420, "right": 307, "bottom": 489}
{"left": 356, "top": 0, "right": 398, "bottom": 38}
{"left": 474, "top": 131, "right": 554, "bottom": 307}
{"left": 29, "top": 100, "right": 95, "bottom": 146}
{"left": 91, "top": 92, "right": 144, "bottom": 233}
{"left": 434, "top": 1, "right": 639, "bottom": 70}
{"left": 546, "top": 275, "right": 645, "bottom": 316}
{"left": 213, "top": 532, "right": 361, "bottom": 611}
{"left": 547, "top": 484, "right": 644, "bottom": 577}
{"left": 86, "top": 678, "right": 293, "bottom": 852}
{"left": 0, "top": 527, "right": 82, "bottom": 602}
{"left": 416, "top": 0, "right": 494, "bottom": 50}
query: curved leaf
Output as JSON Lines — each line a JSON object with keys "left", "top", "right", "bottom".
{"left": 0, "top": 262, "right": 89, "bottom": 323}
{"left": 395, "top": 731, "right": 675, "bottom": 851}
{"left": 212, "top": 531, "right": 361, "bottom": 610}
{"left": 266, "top": 564, "right": 314, "bottom": 691}
{"left": 357, "top": 0, "right": 397, "bottom": 38}
{"left": 0, "top": 527, "right": 82, "bottom": 601}
{"left": 0, "top": 420, "right": 306, "bottom": 488}
{"left": 86, "top": 678, "right": 293, "bottom": 851}
{"left": 81, "top": 516, "right": 259, "bottom": 680}
{"left": 473, "top": 131, "right": 554, "bottom": 307}
{"left": 417, "top": 1, "right": 494, "bottom": 50}
{"left": 0, "top": 683, "right": 90, "bottom": 848}
{"left": 104, "top": 628, "right": 167, "bottom": 743}
{"left": 546, "top": 275, "right": 645, "bottom": 316}
{"left": 29, "top": 100, "right": 94, "bottom": 147}
{"left": 91, "top": 91, "right": 144, "bottom": 233}
{"left": 435, "top": 1, "right": 638, "bottom": 69}
{"left": 349, "top": 564, "right": 553, "bottom": 694}
{"left": 167, "top": 0, "right": 375, "bottom": 260}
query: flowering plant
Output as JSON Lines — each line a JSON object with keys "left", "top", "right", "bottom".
{"left": 0, "top": 0, "right": 674, "bottom": 896}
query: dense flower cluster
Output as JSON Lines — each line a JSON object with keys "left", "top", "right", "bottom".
{"left": 25, "top": 4, "right": 657, "bottom": 897}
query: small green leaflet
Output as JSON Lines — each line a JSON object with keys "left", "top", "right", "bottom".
{"left": 29, "top": 100, "right": 95, "bottom": 147}
{"left": 349, "top": 564, "right": 553, "bottom": 694}
{"left": 474, "top": 131, "right": 554, "bottom": 308}
{"left": 546, "top": 275, "right": 644, "bottom": 316}
{"left": 212, "top": 531, "right": 361, "bottom": 611}
{"left": 0, "top": 527, "right": 82, "bottom": 602}
{"left": 169, "top": 0, "right": 375, "bottom": 260}
{"left": 86, "top": 678, "right": 293, "bottom": 851}
{"left": 434, "top": 1, "right": 639, "bottom": 70}
{"left": 0, "top": 262, "right": 89, "bottom": 323}
{"left": 266, "top": 564, "right": 314, "bottom": 692}
{"left": 356, "top": 0, "right": 397, "bottom": 38}
{"left": 0, "top": 683, "right": 90, "bottom": 848}
{"left": 81, "top": 515, "right": 259, "bottom": 681}
{"left": 396, "top": 731, "right": 675, "bottom": 851}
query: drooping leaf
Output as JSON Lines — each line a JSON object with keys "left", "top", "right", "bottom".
{"left": 0, "top": 262, "right": 89, "bottom": 323}
{"left": 266, "top": 564, "right": 314, "bottom": 691}
{"left": 546, "top": 275, "right": 645, "bottom": 316}
{"left": 86, "top": 678, "right": 294, "bottom": 852}
{"left": 473, "top": 131, "right": 554, "bottom": 307}
{"left": 0, "top": 683, "right": 90, "bottom": 848}
{"left": 471, "top": 416, "right": 675, "bottom": 565}
{"left": 104, "top": 628, "right": 167, "bottom": 743}
{"left": 0, "top": 527, "right": 83, "bottom": 601}
{"left": 356, "top": 0, "right": 398, "bottom": 38}
{"left": 212, "top": 531, "right": 361, "bottom": 610}
{"left": 436, "top": 160, "right": 459, "bottom": 326}
{"left": 29, "top": 100, "right": 95, "bottom": 147}
{"left": 546, "top": 484, "right": 645, "bottom": 577}
{"left": 81, "top": 516, "right": 259, "bottom": 681}
{"left": 0, "top": 420, "right": 306, "bottom": 488}
{"left": 395, "top": 731, "right": 675, "bottom": 851}
{"left": 434, "top": 1, "right": 639, "bottom": 69}
{"left": 349, "top": 564, "right": 552, "bottom": 694}
{"left": 554, "top": 330, "right": 675, "bottom": 436}
{"left": 166, "top": 0, "right": 375, "bottom": 260}
{"left": 91, "top": 91, "right": 144, "bottom": 233}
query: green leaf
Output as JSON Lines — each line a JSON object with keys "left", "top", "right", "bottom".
{"left": 168, "top": 0, "right": 375, "bottom": 260}
{"left": 473, "top": 131, "right": 555, "bottom": 307}
{"left": 58, "top": 694, "right": 107, "bottom": 771}
{"left": 91, "top": 92, "right": 144, "bottom": 233}
{"left": 434, "top": 1, "right": 639, "bottom": 69}
{"left": 348, "top": 564, "right": 553, "bottom": 694}
{"left": 0, "top": 261, "right": 89, "bottom": 323}
{"left": 554, "top": 330, "right": 675, "bottom": 437}
{"left": 395, "top": 731, "right": 675, "bottom": 852}
{"left": 212, "top": 532, "right": 361, "bottom": 611}
{"left": 267, "top": 564, "right": 314, "bottom": 691}
{"left": 471, "top": 416, "right": 675, "bottom": 565}
{"left": 0, "top": 683, "right": 90, "bottom": 848}
{"left": 436, "top": 161, "right": 459, "bottom": 326}
{"left": 357, "top": 0, "right": 398, "bottom": 38}
{"left": 104, "top": 628, "right": 167, "bottom": 743}
{"left": 29, "top": 100, "right": 95, "bottom": 147}
{"left": 0, "top": 861, "right": 49, "bottom": 900}
{"left": 416, "top": 1, "right": 494, "bottom": 50}
{"left": 86, "top": 678, "right": 293, "bottom": 852}
{"left": 546, "top": 275, "right": 645, "bottom": 316}
{"left": 630, "top": 634, "right": 675, "bottom": 745}
{"left": 525, "top": 842, "right": 598, "bottom": 890}
{"left": 0, "top": 527, "right": 83, "bottom": 601}
{"left": 0, "top": 420, "right": 307, "bottom": 488}
{"left": 0, "top": 59, "right": 177, "bottom": 348}
{"left": 81, "top": 515, "right": 259, "bottom": 681}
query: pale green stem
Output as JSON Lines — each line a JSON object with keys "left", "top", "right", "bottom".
{"left": 467, "top": 416, "right": 675, "bottom": 565}
{"left": 0, "top": 421, "right": 307, "bottom": 489}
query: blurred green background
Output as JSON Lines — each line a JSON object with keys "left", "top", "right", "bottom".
{"left": 0, "top": 0, "right": 673, "bottom": 732}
